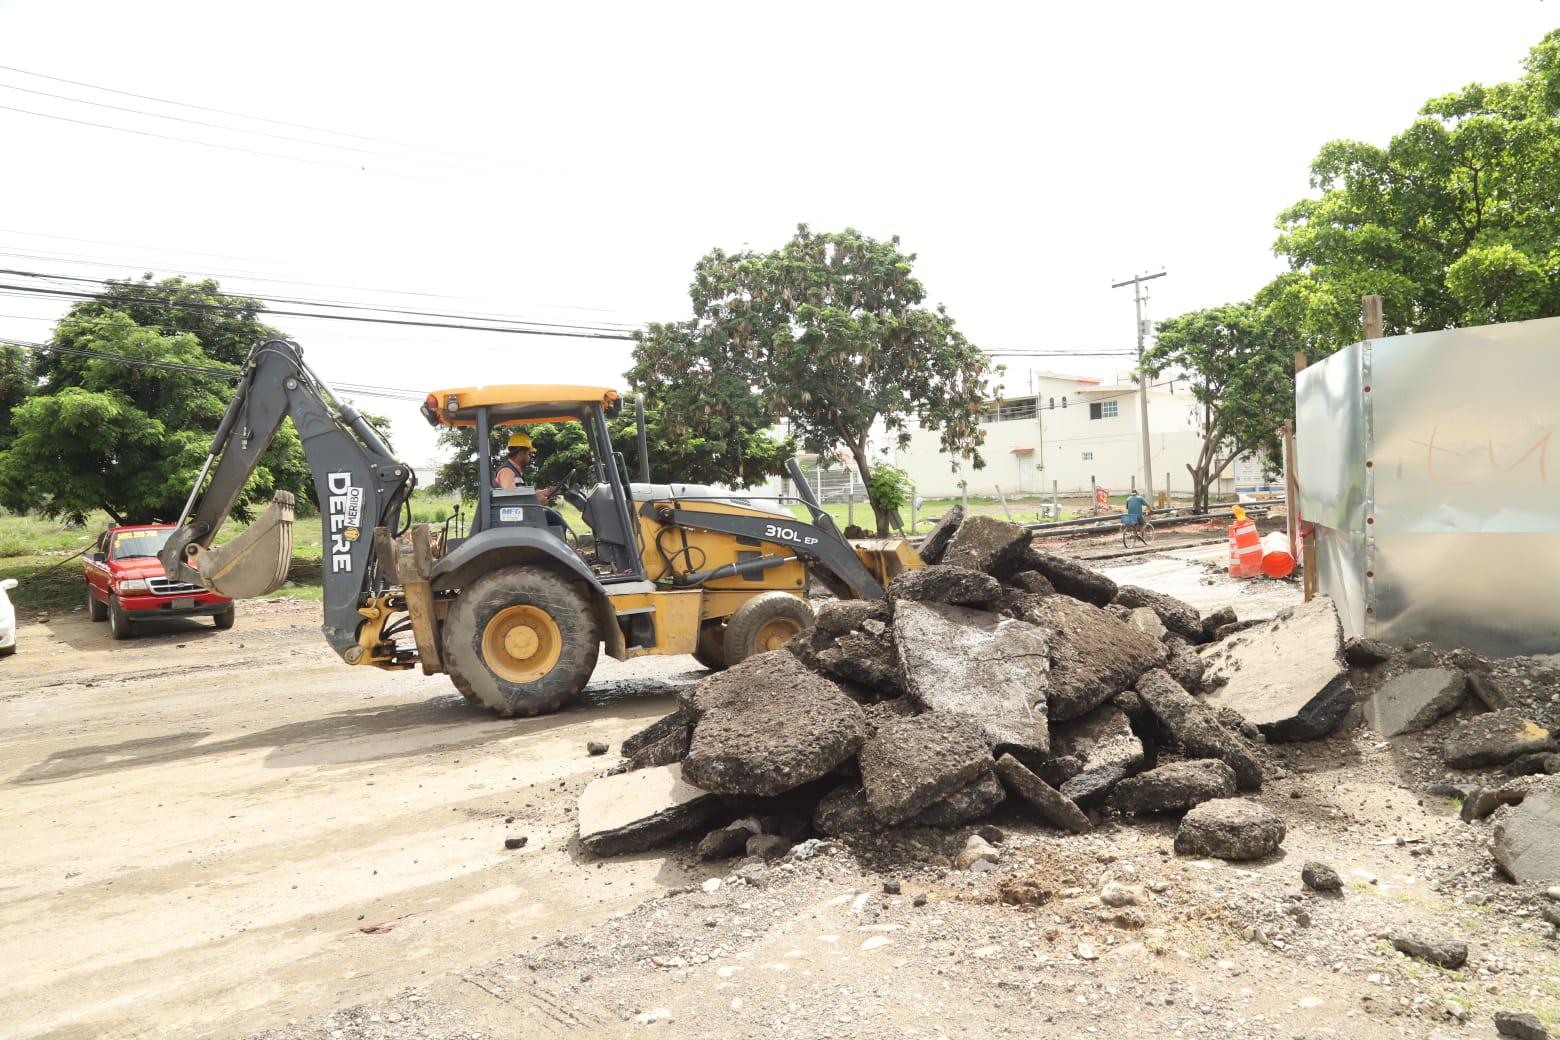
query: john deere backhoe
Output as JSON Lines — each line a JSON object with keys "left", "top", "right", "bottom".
{"left": 160, "top": 339, "right": 921, "bottom": 716}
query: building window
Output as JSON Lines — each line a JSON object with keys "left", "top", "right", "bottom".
{"left": 979, "top": 397, "right": 1038, "bottom": 424}
{"left": 1089, "top": 400, "right": 1118, "bottom": 420}
{"left": 1082, "top": 451, "right": 1093, "bottom": 461}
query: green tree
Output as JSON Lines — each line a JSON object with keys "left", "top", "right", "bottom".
{"left": 630, "top": 225, "right": 992, "bottom": 535}
{"left": 0, "top": 344, "right": 33, "bottom": 453}
{"left": 1143, "top": 303, "right": 1292, "bottom": 512}
{"left": 0, "top": 277, "right": 311, "bottom": 525}
{"left": 1267, "top": 30, "right": 1560, "bottom": 353}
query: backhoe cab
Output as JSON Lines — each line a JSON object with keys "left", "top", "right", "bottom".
{"left": 161, "top": 338, "right": 920, "bottom": 718}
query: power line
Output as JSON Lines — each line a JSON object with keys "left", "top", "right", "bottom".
{"left": 0, "top": 267, "right": 643, "bottom": 333}
{"left": 0, "top": 62, "right": 555, "bottom": 173}
{"left": 0, "top": 246, "right": 645, "bottom": 326}
{"left": 0, "top": 80, "right": 539, "bottom": 177}
{"left": 0, "top": 102, "right": 451, "bottom": 183}
{"left": 0, "top": 283, "right": 640, "bottom": 340}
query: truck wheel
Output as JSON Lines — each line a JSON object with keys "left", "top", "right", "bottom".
{"left": 108, "top": 595, "right": 133, "bottom": 640}
{"left": 442, "top": 566, "right": 601, "bottom": 717}
{"left": 212, "top": 605, "right": 236, "bottom": 630}
{"left": 87, "top": 587, "right": 107, "bottom": 622}
{"left": 693, "top": 622, "right": 727, "bottom": 670}
{"left": 722, "top": 592, "right": 814, "bottom": 667}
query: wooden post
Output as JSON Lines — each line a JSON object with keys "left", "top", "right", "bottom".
{"left": 1051, "top": 479, "right": 1059, "bottom": 520}
{"left": 994, "top": 484, "right": 1013, "bottom": 522}
{"left": 909, "top": 484, "right": 918, "bottom": 533}
{"left": 1361, "top": 295, "right": 1384, "bottom": 340}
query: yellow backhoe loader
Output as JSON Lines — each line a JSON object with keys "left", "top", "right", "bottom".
{"left": 160, "top": 339, "right": 921, "bottom": 716}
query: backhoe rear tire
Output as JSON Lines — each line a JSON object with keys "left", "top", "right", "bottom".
{"left": 722, "top": 592, "right": 814, "bottom": 667}
{"left": 442, "top": 565, "right": 601, "bottom": 717}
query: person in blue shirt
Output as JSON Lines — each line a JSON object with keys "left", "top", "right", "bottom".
{"left": 1123, "top": 489, "right": 1148, "bottom": 529}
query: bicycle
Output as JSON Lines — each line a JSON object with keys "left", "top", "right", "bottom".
{"left": 1121, "top": 515, "right": 1155, "bottom": 549}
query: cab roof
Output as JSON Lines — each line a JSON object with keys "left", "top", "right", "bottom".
{"left": 422, "top": 385, "right": 620, "bottom": 427}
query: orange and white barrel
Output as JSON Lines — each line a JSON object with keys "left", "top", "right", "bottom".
{"left": 1260, "top": 531, "right": 1295, "bottom": 579}
{"left": 1228, "top": 517, "right": 1262, "bottom": 578}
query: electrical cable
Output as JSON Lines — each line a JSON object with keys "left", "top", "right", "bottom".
{"left": 0, "top": 267, "right": 642, "bottom": 332}
{"left": 0, "top": 80, "right": 539, "bottom": 176}
{"left": 0, "top": 283, "right": 639, "bottom": 340}
{"left": 0, "top": 63, "right": 557, "bottom": 173}
{"left": 0, "top": 102, "right": 459, "bottom": 183}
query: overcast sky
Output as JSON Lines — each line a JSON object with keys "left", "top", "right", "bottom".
{"left": 1, "top": 1, "right": 1554, "bottom": 470}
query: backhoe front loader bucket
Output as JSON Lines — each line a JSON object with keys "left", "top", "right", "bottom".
{"left": 188, "top": 491, "right": 295, "bottom": 598}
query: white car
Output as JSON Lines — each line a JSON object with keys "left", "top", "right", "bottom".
{"left": 0, "top": 577, "right": 16, "bottom": 656}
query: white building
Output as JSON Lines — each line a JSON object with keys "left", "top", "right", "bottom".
{"left": 888, "top": 370, "right": 1212, "bottom": 500}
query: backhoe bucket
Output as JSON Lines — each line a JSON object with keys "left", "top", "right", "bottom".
{"left": 849, "top": 537, "right": 924, "bottom": 589}
{"left": 188, "top": 491, "right": 295, "bottom": 598}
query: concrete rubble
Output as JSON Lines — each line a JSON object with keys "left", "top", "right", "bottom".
{"left": 574, "top": 510, "right": 1554, "bottom": 892}
{"left": 576, "top": 511, "right": 1308, "bottom": 861}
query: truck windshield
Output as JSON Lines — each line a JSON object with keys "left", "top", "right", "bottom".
{"left": 112, "top": 529, "right": 173, "bottom": 560}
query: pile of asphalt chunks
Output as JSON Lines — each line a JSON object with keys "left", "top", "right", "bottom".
{"left": 584, "top": 509, "right": 1295, "bottom": 863}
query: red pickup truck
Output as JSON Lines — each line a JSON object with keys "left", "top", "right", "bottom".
{"left": 84, "top": 525, "right": 235, "bottom": 639}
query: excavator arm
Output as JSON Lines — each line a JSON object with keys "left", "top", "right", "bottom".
{"left": 159, "top": 339, "right": 415, "bottom": 661}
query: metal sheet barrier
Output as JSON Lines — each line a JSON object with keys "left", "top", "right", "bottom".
{"left": 1296, "top": 317, "right": 1560, "bottom": 656}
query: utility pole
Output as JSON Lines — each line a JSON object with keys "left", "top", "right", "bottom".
{"left": 1111, "top": 269, "right": 1167, "bottom": 500}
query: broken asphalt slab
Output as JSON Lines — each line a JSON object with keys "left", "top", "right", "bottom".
{"left": 994, "top": 754, "right": 1091, "bottom": 833}
{"left": 1442, "top": 709, "right": 1555, "bottom": 768}
{"left": 681, "top": 651, "right": 867, "bottom": 797}
{"left": 1051, "top": 702, "right": 1144, "bottom": 806}
{"left": 1018, "top": 594, "right": 1166, "bottom": 722}
{"left": 858, "top": 713, "right": 995, "bottom": 825}
{"left": 1135, "top": 668, "right": 1264, "bottom": 790}
{"left": 1492, "top": 790, "right": 1560, "bottom": 883}
{"left": 893, "top": 600, "right": 1051, "bottom": 755}
{"left": 577, "top": 763, "right": 724, "bottom": 856}
{"left": 1173, "top": 798, "right": 1285, "bottom": 860}
{"left": 939, "top": 515, "right": 1031, "bottom": 576}
{"left": 1107, "top": 759, "right": 1237, "bottom": 815}
{"left": 1363, "top": 667, "right": 1466, "bottom": 737}
{"left": 1112, "top": 585, "right": 1204, "bottom": 642}
{"left": 887, "top": 564, "right": 1002, "bottom": 607}
{"left": 1200, "top": 596, "right": 1357, "bottom": 743}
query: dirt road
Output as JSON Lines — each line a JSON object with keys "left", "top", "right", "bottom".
{"left": 0, "top": 598, "right": 699, "bottom": 1039}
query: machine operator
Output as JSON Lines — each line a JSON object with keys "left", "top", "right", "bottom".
{"left": 494, "top": 432, "right": 556, "bottom": 505}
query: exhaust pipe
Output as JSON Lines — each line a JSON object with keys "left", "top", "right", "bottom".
{"left": 187, "top": 491, "right": 296, "bottom": 598}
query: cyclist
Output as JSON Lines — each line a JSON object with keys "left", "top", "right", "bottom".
{"left": 1122, "top": 488, "right": 1149, "bottom": 532}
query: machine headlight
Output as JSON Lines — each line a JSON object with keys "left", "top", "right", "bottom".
{"left": 116, "top": 578, "right": 150, "bottom": 594}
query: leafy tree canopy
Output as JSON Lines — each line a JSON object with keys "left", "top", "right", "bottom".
{"left": 1143, "top": 303, "right": 1292, "bottom": 512}
{"left": 1267, "top": 30, "right": 1560, "bottom": 353}
{"left": 0, "top": 276, "right": 310, "bottom": 525}
{"left": 629, "top": 225, "right": 992, "bottom": 534}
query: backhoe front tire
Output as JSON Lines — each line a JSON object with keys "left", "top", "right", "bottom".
{"left": 722, "top": 592, "right": 814, "bottom": 667}
{"left": 693, "top": 622, "right": 727, "bottom": 671}
{"left": 442, "top": 566, "right": 601, "bottom": 717}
